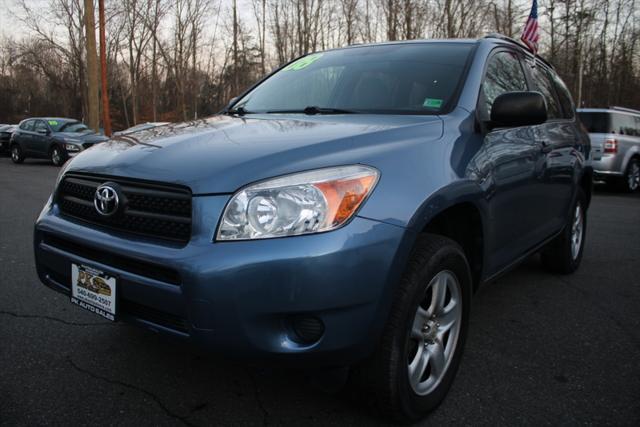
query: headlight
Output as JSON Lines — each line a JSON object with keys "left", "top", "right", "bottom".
{"left": 64, "top": 143, "right": 81, "bottom": 152}
{"left": 216, "top": 165, "right": 379, "bottom": 241}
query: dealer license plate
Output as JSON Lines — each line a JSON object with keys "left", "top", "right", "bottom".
{"left": 71, "top": 263, "right": 117, "bottom": 321}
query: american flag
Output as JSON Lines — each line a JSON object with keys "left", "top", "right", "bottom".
{"left": 521, "top": 0, "right": 540, "bottom": 54}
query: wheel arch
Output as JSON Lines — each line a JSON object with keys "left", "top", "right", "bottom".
{"left": 580, "top": 166, "right": 593, "bottom": 208}
{"left": 49, "top": 141, "right": 62, "bottom": 154}
{"left": 406, "top": 182, "right": 489, "bottom": 291}
{"left": 621, "top": 144, "right": 640, "bottom": 174}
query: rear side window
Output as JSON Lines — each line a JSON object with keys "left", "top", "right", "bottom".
{"left": 479, "top": 51, "right": 528, "bottom": 120}
{"left": 20, "top": 120, "right": 34, "bottom": 131}
{"left": 614, "top": 114, "right": 639, "bottom": 136}
{"left": 532, "top": 67, "right": 562, "bottom": 119}
{"left": 578, "top": 112, "right": 640, "bottom": 136}
{"left": 551, "top": 73, "right": 575, "bottom": 119}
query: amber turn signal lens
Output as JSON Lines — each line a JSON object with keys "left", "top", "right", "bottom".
{"left": 314, "top": 175, "right": 377, "bottom": 227}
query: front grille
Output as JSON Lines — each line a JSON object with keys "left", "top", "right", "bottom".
{"left": 57, "top": 173, "right": 192, "bottom": 243}
{"left": 82, "top": 142, "right": 95, "bottom": 149}
{"left": 42, "top": 233, "right": 181, "bottom": 286}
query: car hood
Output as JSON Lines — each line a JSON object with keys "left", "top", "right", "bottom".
{"left": 65, "top": 114, "right": 443, "bottom": 194}
{"left": 55, "top": 131, "right": 109, "bottom": 143}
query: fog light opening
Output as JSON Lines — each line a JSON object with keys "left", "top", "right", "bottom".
{"left": 289, "top": 315, "right": 325, "bottom": 345}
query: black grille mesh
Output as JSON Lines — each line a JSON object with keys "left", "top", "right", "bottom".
{"left": 57, "top": 174, "right": 192, "bottom": 243}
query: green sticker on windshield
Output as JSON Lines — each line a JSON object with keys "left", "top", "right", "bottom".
{"left": 283, "top": 53, "right": 323, "bottom": 71}
{"left": 48, "top": 120, "right": 58, "bottom": 126}
{"left": 423, "top": 98, "right": 443, "bottom": 109}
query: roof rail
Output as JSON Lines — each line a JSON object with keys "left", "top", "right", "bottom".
{"left": 610, "top": 106, "right": 640, "bottom": 114}
{"left": 484, "top": 33, "right": 528, "bottom": 48}
{"left": 483, "top": 32, "right": 555, "bottom": 70}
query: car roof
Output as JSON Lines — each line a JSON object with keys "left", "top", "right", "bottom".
{"left": 578, "top": 108, "right": 640, "bottom": 116}
{"left": 21, "top": 117, "right": 78, "bottom": 122}
{"left": 323, "top": 33, "right": 554, "bottom": 71}
{"left": 342, "top": 38, "right": 478, "bottom": 48}
{"left": 41, "top": 117, "right": 78, "bottom": 122}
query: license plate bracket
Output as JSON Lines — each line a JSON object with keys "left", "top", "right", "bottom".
{"left": 71, "top": 263, "right": 117, "bottom": 321}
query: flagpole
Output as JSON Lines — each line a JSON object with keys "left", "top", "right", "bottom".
{"left": 522, "top": 0, "right": 538, "bottom": 69}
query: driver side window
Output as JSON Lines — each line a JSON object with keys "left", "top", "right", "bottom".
{"left": 34, "top": 121, "right": 48, "bottom": 133}
{"left": 479, "top": 51, "right": 528, "bottom": 121}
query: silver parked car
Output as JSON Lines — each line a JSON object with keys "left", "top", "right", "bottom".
{"left": 577, "top": 107, "right": 640, "bottom": 192}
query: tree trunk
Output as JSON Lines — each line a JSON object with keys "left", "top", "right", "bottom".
{"left": 151, "top": 0, "right": 160, "bottom": 122}
{"left": 98, "top": 0, "right": 111, "bottom": 136}
{"left": 83, "top": 0, "right": 100, "bottom": 132}
{"left": 261, "top": 0, "right": 266, "bottom": 75}
{"left": 232, "top": 0, "right": 239, "bottom": 96}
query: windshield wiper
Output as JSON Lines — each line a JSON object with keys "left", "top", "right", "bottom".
{"left": 266, "top": 106, "right": 358, "bottom": 115}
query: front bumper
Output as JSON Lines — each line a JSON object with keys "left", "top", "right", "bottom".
{"left": 34, "top": 195, "right": 410, "bottom": 365}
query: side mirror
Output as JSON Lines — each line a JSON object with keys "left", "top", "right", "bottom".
{"left": 490, "top": 91, "right": 547, "bottom": 128}
{"left": 223, "top": 96, "right": 238, "bottom": 111}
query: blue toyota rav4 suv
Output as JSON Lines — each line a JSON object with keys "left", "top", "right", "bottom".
{"left": 34, "top": 35, "right": 592, "bottom": 422}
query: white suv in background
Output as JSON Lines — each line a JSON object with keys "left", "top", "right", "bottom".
{"left": 578, "top": 107, "right": 640, "bottom": 192}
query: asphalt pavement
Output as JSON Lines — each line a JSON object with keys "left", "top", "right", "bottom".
{"left": 1, "top": 156, "right": 639, "bottom": 426}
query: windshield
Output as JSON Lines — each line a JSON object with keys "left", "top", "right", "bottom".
{"left": 233, "top": 43, "right": 474, "bottom": 115}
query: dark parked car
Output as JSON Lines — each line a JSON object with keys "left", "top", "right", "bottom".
{"left": 0, "top": 125, "right": 17, "bottom": 154}
{"left": 10, "top": 118, "right": 108, "bottom": 166}
{"left": 34, "top": 35, "right": 592, "bottom": 422}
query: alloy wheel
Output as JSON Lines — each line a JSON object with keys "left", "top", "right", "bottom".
{"left": 11, "top": 146, "right": 19, "bottom": 162}
{"left": 407, "top": 270, "right": 462, "bottom": 396}
{"left": 52, "top": 148, "right": 62, "bottom": 166}
{"left": 628, "top": 161, "right": 640, "bottom": 191}
{"left": 570, "top": 203, "right": 583, "bottom": 260}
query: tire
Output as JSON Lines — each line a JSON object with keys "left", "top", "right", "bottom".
{"left": 50, "top": 145, "right": 65, "bottom": 166}
{"left": 541, "top": 189, "right": 587, "bottom": 274}
{"left": 352, "top": 234, "right": 472, "bottom": 423}
{"left": 623, "top": 157, "right": 640, "bottom": 193}
{"left": 10, "top": 144, "right": 24, "bottom": 164}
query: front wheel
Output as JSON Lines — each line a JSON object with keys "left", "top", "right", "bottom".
{"left": 541, "top": 189, "right": 587, "bottom": 274}
{"left": 10, "top": 144, "right": 24, "bottom": 164}
{"left": 353, "top": 234, "right": 471, "bottom": 423}
{"left": 50, "top": 145, "right": 65, "bottom": 166}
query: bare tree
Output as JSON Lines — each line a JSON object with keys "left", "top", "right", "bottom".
{"left": 2, "top": 0, "right": 640, "bottom": 127}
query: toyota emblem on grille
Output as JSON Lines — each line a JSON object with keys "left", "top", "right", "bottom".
{"left": 94, "top": 184, "right": 120, "bottom": 216}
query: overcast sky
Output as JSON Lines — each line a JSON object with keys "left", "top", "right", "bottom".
{"left": 0, "top": 0, "right": 257, "bottom": 42}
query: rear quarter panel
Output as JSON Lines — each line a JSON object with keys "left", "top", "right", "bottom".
{"left": 590, "top": 133, "right": 640, "bottom": 174}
